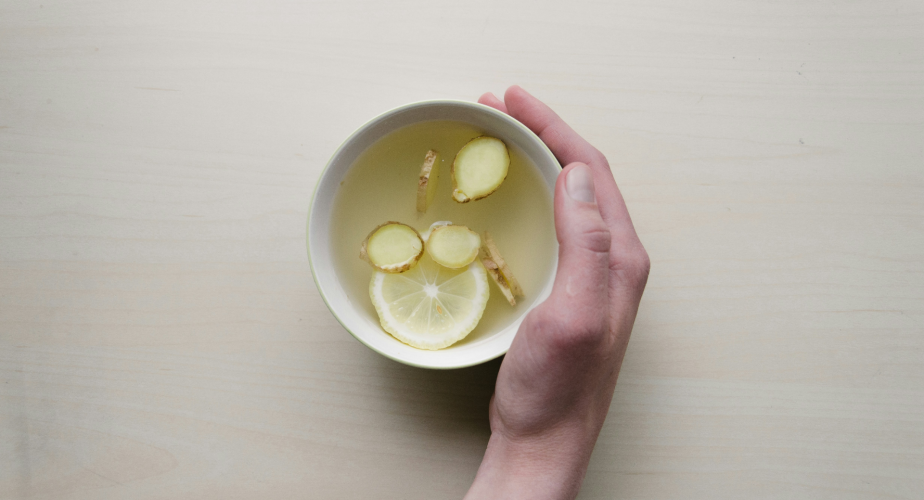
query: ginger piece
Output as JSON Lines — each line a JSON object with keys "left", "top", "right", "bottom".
{"left": 482, "top": 231, "right": 523, "bottom": 304}
{"left": 416, "top": 150, "right": 440, "bottom": 213}
{"left": 451, "top": 136, "right": 509, "bottom": 203}
{"left": 426, "top": 224, "right": 481, "bottom": 269}
{"left": 359, "top": 222, "right": 424, "bottom": 273}
{"left": 482, "top": 256, "right": 516, "bottom": 306}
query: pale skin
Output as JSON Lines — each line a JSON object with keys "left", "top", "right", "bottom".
{"left": 465, "top": 86, "right": 650, "bottom": 500}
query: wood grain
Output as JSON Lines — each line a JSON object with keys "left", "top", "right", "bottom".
{"left": 1, "top": 0, "right": 922, "bottom": 498}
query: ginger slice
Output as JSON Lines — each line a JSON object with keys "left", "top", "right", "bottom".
{"left": 426, "top": 224, "right": 481, "bottom": 269}
{"left": 482, "top": 256, "right": 517, "bottom": 306}
{"left": 451, "top": 136, "right": 509, "bottom": 203}
{"left": 359, "top": 222, "right": 424, "bottom": 273}
{"left": 482, "top": 231, "right": 524, "bottom": 299}
{"left": 416, "top": 150, "right": 440, "bottom": 213}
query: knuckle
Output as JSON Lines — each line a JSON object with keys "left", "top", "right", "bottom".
{"left": 625, "top": 247, "right": 651, "bottom": 285}
{"left": 635, "top": 249, "right": 651, "bottom": 276}
{"left": 577, "top": 221, "right": 612, "bottom": 255}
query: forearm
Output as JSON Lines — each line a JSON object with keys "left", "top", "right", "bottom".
{"left": 465, "top": 429, "right": 596, "bottom": 500}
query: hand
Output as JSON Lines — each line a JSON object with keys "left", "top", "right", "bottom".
{"left": 465, "top": 87, "right": 650, "bottom": 500}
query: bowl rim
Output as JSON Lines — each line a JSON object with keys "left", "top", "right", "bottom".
{"left": 307, "top": 99, "right": 559, "bottom": 369}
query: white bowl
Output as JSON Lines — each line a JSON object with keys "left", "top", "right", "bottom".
{"left": 307, "top": 100, "right": 560, "bottom": 369}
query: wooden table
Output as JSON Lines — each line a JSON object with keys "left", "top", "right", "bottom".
{"left": 2, "top": 1, "right": 922, "bottom": 498}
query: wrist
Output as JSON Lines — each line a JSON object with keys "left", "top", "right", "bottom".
{"left": 465, "top": 425, "right": 596, "bottom": 500}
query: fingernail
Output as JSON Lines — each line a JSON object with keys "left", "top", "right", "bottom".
{"left": 566, "top": 164, "right": 596, "bottom": 203}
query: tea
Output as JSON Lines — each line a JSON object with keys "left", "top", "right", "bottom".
{"left": 330, "top": 120, "right": 556, "bottom": 347}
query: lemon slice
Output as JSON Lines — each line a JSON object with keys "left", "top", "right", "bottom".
{"left": 369, "top": 254, "right": 490, "bottom": 350}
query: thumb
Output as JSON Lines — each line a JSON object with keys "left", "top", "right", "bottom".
{"left": 550, "top": 163, "right": 611, "bottom": 308}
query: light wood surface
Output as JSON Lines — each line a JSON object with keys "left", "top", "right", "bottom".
{"left": 2, "top": 1, "right": 922, "bottom": 498}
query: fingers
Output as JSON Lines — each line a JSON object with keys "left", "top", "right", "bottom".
{"left": 502, "top": 85, "right": 642, "bottom": 253}
{"left": 549, "top": 163, "right": 611, "bottom": 323}
{"left": 478, "top": 92, "right": 508, "bottom": 114}
{"left": 503, "top": 86, "right": 604, "bottom": 170}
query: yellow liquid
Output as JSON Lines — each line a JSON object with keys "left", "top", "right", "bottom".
{"left": 330, "top": 120, "right": 556, "bottom": 348}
